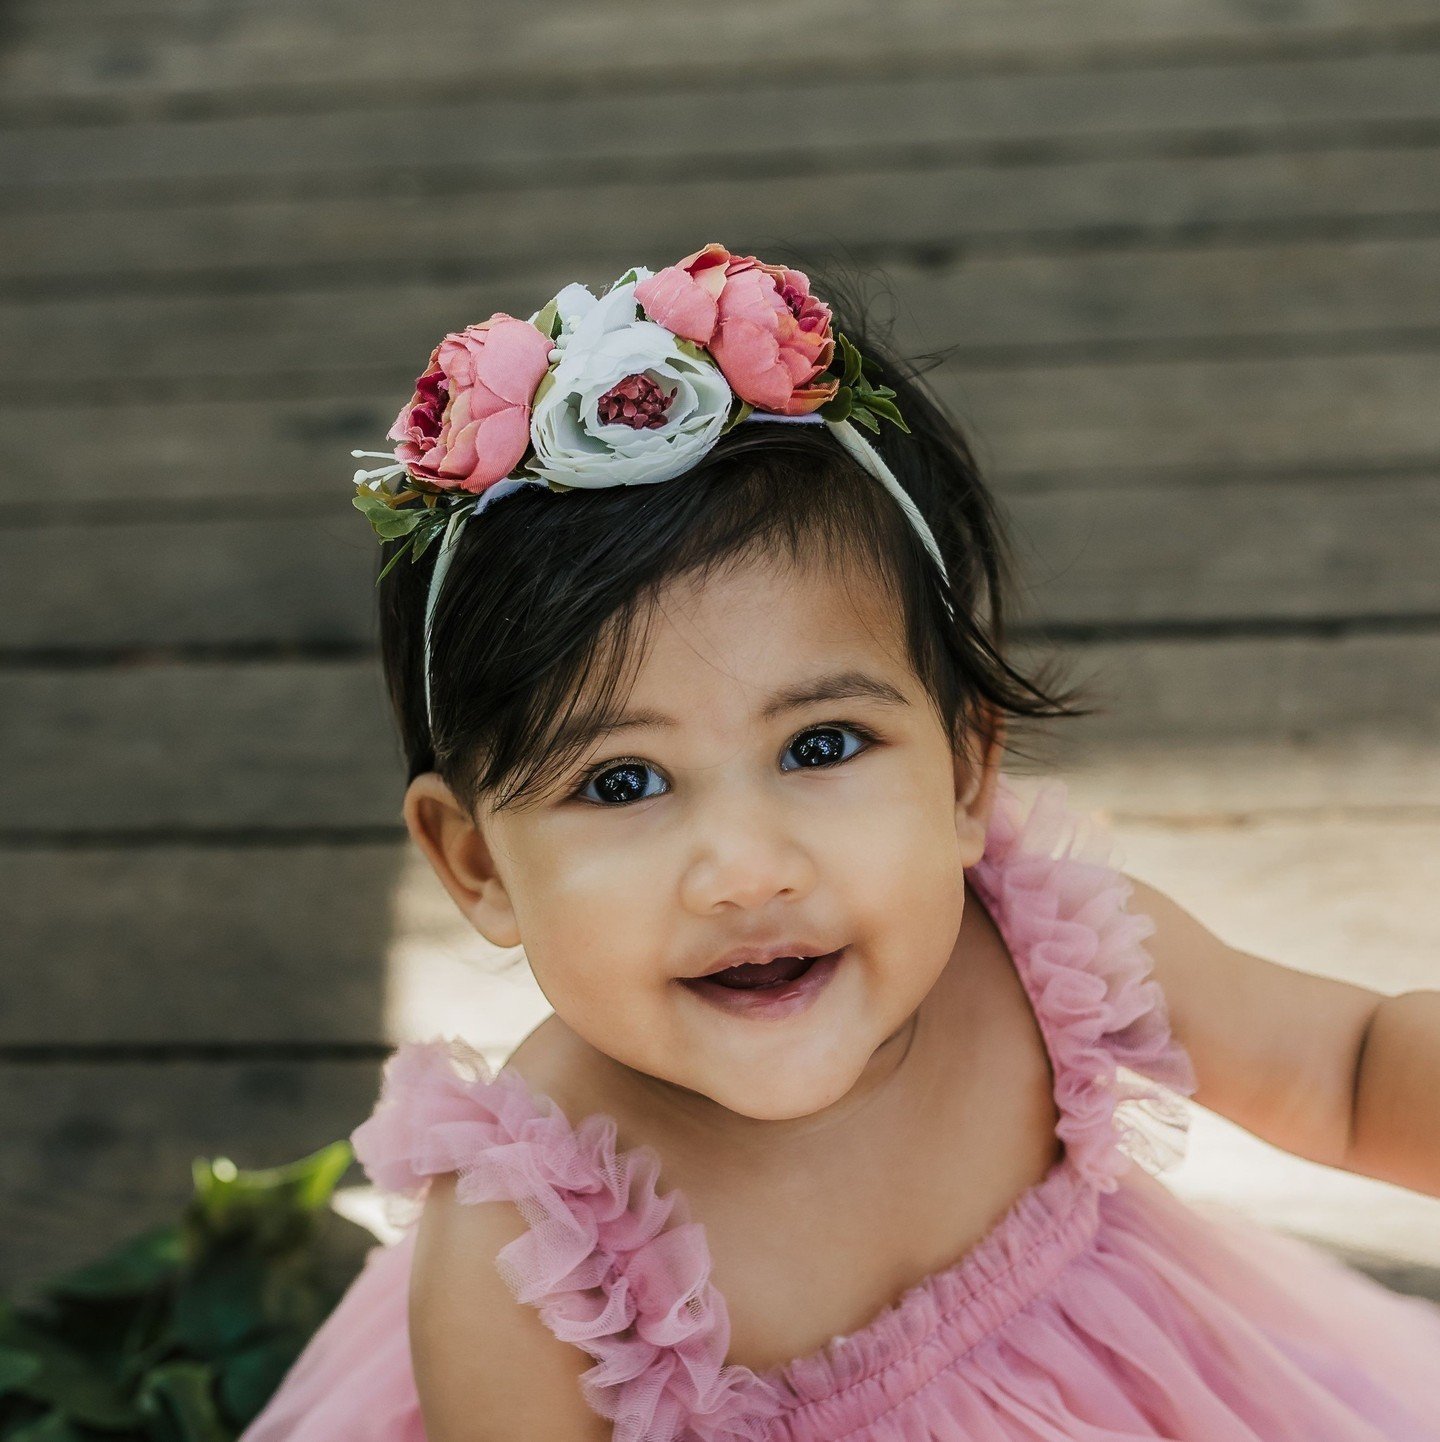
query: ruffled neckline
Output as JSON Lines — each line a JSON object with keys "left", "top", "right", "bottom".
{"left": 350, "top": 773, "right": 1198, "bottom": 1440}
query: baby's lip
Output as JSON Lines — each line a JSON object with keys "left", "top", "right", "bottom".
{"left": 687, "top": 941, "right": 843, "bottom": 979}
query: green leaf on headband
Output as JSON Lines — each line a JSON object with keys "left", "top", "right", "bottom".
{"left": 409, "top": 520, "right": 448, "bottom": 564}
{"left": 863, "top": 395, "right": 908, "bottom": 431}
{"left": 721, "top": 397, "right": 754, "bottom": 433}
{"left": 352, "top": 493, "right": 428, "bottom": 540}
{"left": 531, "top": 298, "right": 562, "bottom": 341}
{"left": 371, "top": 536, "right": 426, "bottom": 585}
{"left": 847, "top": 406, "right": 881, "bottom": 435}
{"left": 673, "top": 337, "right": 713, "bottom": 368}
{"left": 836, "top": 334, "right": 864, "bottom": 389}
{"left": 818, "top": 386, "right": 854, "bottom": 422}
{"left": 376, "top": 539, "right": 414, "bottom": 585}
{"left": 531, "top": 369, "right": 557, "bottom": 411}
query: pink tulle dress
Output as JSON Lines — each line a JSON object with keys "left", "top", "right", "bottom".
{"left": 239, "top": 776, "right": 1440, "bottom": 1441}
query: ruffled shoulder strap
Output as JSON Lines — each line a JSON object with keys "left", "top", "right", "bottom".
{"left": 348, "top": 1035, "right": 778, "bottom": 1442}
{"left": 967, "top": 773, "right": 1200, "bottom": 1194}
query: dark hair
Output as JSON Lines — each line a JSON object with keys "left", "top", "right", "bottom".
{"left": 377, "top": 260, "right": 1087, "bottom": 816}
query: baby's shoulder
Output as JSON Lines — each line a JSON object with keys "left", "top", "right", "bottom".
{"left": 409, "top": 1169, "right": 611, "bottom": 1442}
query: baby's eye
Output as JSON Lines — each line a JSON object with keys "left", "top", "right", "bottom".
{"left": 780, "top": 723, "right": 871, "bottom": 772}
{"left": 576, "top": 760, "right": 666, "bottom": 807}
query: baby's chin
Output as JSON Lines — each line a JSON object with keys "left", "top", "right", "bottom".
{"left": 680, "top": 1023, "right": 918, "bottom": 1124}
{"left": 704, "top": 1073, "right": 870, "bottom": 1124}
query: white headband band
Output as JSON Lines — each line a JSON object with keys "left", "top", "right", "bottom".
{"left": 419, "top": 411, "right": 952, "bottom": 736}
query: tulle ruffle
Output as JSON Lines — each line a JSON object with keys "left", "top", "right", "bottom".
{"left": 968, "top": 776, "right": 1200, "bottom": 1193}
{"left": 349, "top": 1035, "right": 776, "bottom": 1441}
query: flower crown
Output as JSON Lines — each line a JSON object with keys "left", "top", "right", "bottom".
{"left": 347, "top": 243, "right": 953, "bottom": 731}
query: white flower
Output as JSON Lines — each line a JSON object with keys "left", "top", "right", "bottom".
{"left": 527, "top": 271, "right": 735, "bottom": 489}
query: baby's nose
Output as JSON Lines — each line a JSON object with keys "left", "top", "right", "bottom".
{"left": 677, "top": 802, "right": 818, "bottom": 914}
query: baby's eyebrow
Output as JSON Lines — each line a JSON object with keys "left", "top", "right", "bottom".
{"left": 553, "top": 668, "right": 912, "bottom": 753}
{"left": 760, "top": 669, "right": 912, "bottom": 721}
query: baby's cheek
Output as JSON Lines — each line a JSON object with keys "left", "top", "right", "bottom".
{"left": 530, "top": 873, "right": 667, "bottom": 998}
{"left": 848, "top": 801, "right": 964, "bottom": 905}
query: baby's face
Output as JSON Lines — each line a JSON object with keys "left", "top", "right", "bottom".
{"left": 471, "top": 550, "right": 990, "bottom": 1121}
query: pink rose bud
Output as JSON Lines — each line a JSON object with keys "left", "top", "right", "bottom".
{"left": 387, "top": 314, "right": 553, "bottom": 493}
{"left": 635, "top": 243, "right": 840, "bottom": 416}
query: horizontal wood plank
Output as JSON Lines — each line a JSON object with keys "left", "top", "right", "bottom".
{"left": 8, "top": 351, "right": 1440, "bottom": 507}
{"left": 7, "top": 146, "right": 1440, "bottom": 285}
{"left": 14, "top": 239, "right": 1440, "bottom": 392}
{"left": 8, "top": 52, "right": 1440, "bottom": 194}
{"left": 1, "top": 515, "right": 377, "bottom": 649}
{"left": 0, "top": 845, "right": 405, "bottom": 1045}
{"left": 4, "top": 637, "right": 1439, "bottom": 832}
{"left": 2, "top": 0, "right": 1436, "bottom": 109}
{"left": 0, "top": 660, "right": 402, "bottom": 831}
{"left": 5, "top": 476, "right": 1440, "bottom": 649}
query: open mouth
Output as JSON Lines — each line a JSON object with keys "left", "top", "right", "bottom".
{"left": 702, "top": 954, "right": 822, "bottom": 989}
{"left": 678, "top": 948, "right": 845, "bottom": 1017}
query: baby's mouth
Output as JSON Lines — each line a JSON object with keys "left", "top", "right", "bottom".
{"left": 682, "top": 947, "right": 846, "bottom": 992}
{"left": 677, "top": 948, "right": 846, "bottom": 1017}
{"left": 697, "top": 954, "right": 819, "bottom": 990}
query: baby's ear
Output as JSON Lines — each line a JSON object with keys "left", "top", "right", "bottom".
{"left": 953, "top": 708, "right": 1005, "bottom": 867}
{"left": 402, "top": 773, "right": 521, "bottom": 949}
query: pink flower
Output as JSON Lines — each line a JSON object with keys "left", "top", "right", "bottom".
{"left": 387, "top": 314, "right": 553, "bottom": 493}
{"left": 634, "top": 243, "right": 839, "bottom": 416}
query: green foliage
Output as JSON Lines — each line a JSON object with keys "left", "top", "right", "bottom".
{"left": 0, "top": 1143, "right": 371, "bottom": 1442}
{"left": 528, "top": 296, "right": 563, "bottom": 342}
{"left": 818, "top": 333, "right": 910, "bottom": 435}
{"left": 352, "top": 488, "right": 464, "bottom": 585}
{"left": 720, "top": 395, "right": 754, "bottom": 434}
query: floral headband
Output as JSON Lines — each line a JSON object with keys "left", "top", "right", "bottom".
{"left": 350, "top": 242, "right": 953, "bottom": 732}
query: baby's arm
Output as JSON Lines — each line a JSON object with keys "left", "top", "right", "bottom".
{"left": 1128, "top": 877, "right": 1440, "bottom": 1200}
{"left": 408, "top": 1171, "right": 612, "bottom": 1441}
{"left": 1348, "top": 987, "right": 1440, "bottom": 1197}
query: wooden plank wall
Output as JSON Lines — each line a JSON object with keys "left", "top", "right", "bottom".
{"left": 3, "top": 0, "right": 1439, "bottom": 1292}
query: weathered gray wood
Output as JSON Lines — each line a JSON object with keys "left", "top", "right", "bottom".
{"left": 16, "top": 238, "right": 1440, "bottom": 391}
{"left": 0, "top": 844, "right": 406, "bottom": 1045}
{"left": 1, "top": 514, "right": 379, "bottom": 648}
{"left": 2, "top": 0, "right": 1435, "bottom": 108}
{"left": 0, "top": 660, "right": 402, "bottom": 832}
{"left": 6, "top": 476, "right": 1440, "bottom": 650}
{"left": 1058, "top": 632, "right": 1440, "bottom": 743}
{"left": 964, "top": 351, "right": 1440, "bottom": 482}
{"left": 9, "top": 52, "right": 1440, "bottom": 193}
{"left": 1007, "top": 475, "right": 1440, "bottom": 628}
{"left": 4, "top": 638, "right": 1439, "bottom": 833}
{"left": 8, "top": 351, "right": 1440, "bottom": 506}
{"left": 7, "top": 146, "right": 1440, "bottom": 284}
{"left": 0, "top": 1059, "right": 383, "bottom": 1296}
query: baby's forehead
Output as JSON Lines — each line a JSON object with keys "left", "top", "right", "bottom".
{"left": 595, "top": 554, "right": 915, "bottom": 711}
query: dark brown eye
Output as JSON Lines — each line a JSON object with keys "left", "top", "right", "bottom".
{"left": 578, "top": 760, "right": 664, "bottom": 806}
{"left": 782, "top": 725, "right": 868, "bottom": 771}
